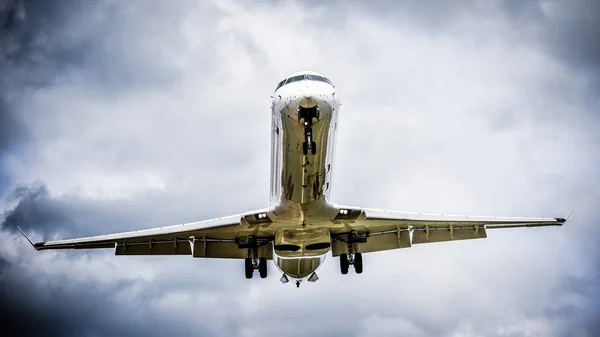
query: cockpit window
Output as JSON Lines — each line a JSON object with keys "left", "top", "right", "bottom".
{"left": 285, "top": 75, "right": 306, "bottom": 86}
{"left": 275, "top": 74, "right": 333, "bottom": 91}
{"left": 306, "top": 74, "right": 331, "bottom": 85}
{"left": 275, "top": 79, "right": 287, "bottom": 91}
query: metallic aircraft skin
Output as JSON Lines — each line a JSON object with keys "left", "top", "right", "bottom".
{"left": 268, "top": 71, "right": 340, "bottom": 279}
{"left": 20, "top": 70, "right": 567, "bottom": 287}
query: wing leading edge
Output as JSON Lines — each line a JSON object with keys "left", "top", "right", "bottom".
{"left": 18, "top": 208, "right": 275, "bottom": 259}
{"left": 330, "top": 205, "right": 566, "bottom": 256}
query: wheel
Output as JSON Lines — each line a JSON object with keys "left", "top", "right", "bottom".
{"left": 259, "top": 257, "right": 268, "bottom": 279}
{"left": 340, "top": 253, "right": 349, "bottom": 275}
{"left": 311, "top": 142, "right": 317, "bottom": 154}
{"left": 245, "top": 258, "right": 254, "bottom": 279}
{"left": 302, "top": 142, "right": 308, "bottom": 155}
{"left": 354, "top": 253, "right": 363, "bottom": 274}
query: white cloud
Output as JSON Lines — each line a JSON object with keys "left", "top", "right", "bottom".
{"left": 1, "top": 0, "right": 599, "bottom": 336}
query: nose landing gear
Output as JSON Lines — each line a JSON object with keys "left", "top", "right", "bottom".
{"left": 299, "top": 106, "right": 319, "bottom": 156}
{"left": 302, "top": 137, "right": 317, "bottom": 156}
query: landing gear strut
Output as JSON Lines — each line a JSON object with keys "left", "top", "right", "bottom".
{"left": 244, "top": 256, "right": 268, "bottom": 279}
{"left": 336, "top": 231, "right": 366, "bottom": 275}
{"left": 238, "top": 235, "right": 270, "bottom": 279}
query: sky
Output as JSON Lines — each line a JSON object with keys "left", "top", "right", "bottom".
{"left": 1, "top": 0, "right": 599, "bottom": 336}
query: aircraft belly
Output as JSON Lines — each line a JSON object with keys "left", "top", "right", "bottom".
{"left": 280, "top": 102, "right": 332, "bottom": 207}
{"left": 274, "top": 255, "right": 325, "bottom": 279}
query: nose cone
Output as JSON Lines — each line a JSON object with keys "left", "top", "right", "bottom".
{"left": 299, "top": 96, "right": 318, "bottom": 108}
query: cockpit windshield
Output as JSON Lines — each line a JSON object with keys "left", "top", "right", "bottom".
{"left": 275, "top": 74, "right": 333, "bottom": 91}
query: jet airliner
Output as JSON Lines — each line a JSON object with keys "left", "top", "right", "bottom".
{"left": 20, "top": 71, "right": 566, "bottom": 287}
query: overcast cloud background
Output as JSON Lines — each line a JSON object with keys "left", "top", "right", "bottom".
{"left": 1, "top": 0, "right": 599, "bottom": 336}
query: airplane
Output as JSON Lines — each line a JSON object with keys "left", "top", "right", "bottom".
{"left": 19, "top": 70, "right": 568, "bottom": 288}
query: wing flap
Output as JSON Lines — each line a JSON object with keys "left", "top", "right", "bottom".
{"left": 190, "top": 239, "right": 273, "bottom": 259}
{"left": 115, "top": 239, "right": 192, "bottom": 255}
{"left": 112, "top": 238, "right": 274, "bottom": 259}
{"left": 412, "top": 227, "right": 488, "bottom": 245}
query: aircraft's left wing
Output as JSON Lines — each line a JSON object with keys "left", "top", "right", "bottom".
{"left": 329, "top": 205, "right": 566, "bottom": 256}
{"left": 18, "top": 208, "right": 276, "bottom": 259}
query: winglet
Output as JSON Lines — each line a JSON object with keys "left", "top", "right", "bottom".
{"left": 566, "top": 198, "right": 578, "bottom": 221}
{"left": 16, "top": 226, "right": 45, "bottom": 250}
{"left": 555, "top": 199, "right": 579, "bottom": 225}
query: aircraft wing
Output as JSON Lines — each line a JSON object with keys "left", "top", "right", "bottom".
{"left": 18, "top": 208, "right": 276, "bottom": 259}
{"left": 329, "top": 205, "right": 566, "bottom": 256}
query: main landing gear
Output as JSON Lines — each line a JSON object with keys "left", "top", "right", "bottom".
{"left": 245, "top": 257, "right": 268, "bottom": 279}
{"left": 237, "top": 235, "right": 269, "bottom": 279}
{"left": 337, "top": 231, "right": 365, "bottom": 275}
{"left": 299, "top": 106, "right": 319, "bottom": 156}
{"left": 339, "top": 252, "right": 363, "bottom": 275}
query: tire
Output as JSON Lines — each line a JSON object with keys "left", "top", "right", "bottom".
{"left": 311, "top": 142, "right": 317, "bottom": 155}
{"left": 302, "top": 142, "right": 308, "bottom": 155}
{"left": 340, "top": 253, "right": 349, "bottom": 275}
{"left": 245, "top": 258, "right": 254, "bottom": 279}
{"left": 259, "top": 257, "right": 268, "bottom": 279}
{"left": 354, "top": 253, "right": 363, "bottom": 274}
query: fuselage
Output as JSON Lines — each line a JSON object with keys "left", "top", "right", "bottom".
{"left": 267, "top": 71, "right": 340, "bottom": 280}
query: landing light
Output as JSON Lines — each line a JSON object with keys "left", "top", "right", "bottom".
{"left": 280, "top": 274, "right": 289, "bottom": 284}
{"left": 339, "top": 209, "right": 349, "bottom": 215}
{"left": 257, "top": 213, "right": 267, "bottom": 219}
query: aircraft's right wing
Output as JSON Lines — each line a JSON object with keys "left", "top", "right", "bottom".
{"left": 18, "top": 208, "right": 276, "bottom": 259}
{"left": 329, "top": 205, "right": 567, "bottom": 256}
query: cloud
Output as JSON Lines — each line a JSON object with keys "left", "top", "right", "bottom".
{"left": 0, "top": 182, "right": 70, "bottom": 235}
{"left": 0, "top": 0, "right": 27, "bottom": 194}
{"left": 1, "top": 0, "right": 600, "bottom": 336}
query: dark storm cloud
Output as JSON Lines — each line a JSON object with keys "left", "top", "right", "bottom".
{"left": 0, "top": 0, "right": 194, "bottom": 189}
{"left": 536, "top": 1, "right": 600, "bottom": 71}
{"left": 1, "top": 182, "right": 70, "bottom": 235}
{"left": 1, "top": 0, "right": 90, "bottom": 90}
{"left": 0, "top": 99, "right": 24, "bottom": 193}
{"left": 1, "top": 1, "right": 599, "bottom": 337}
{"left": 0, "top": 182, "right": 246, "bottom": 337}
{"left": 0, "top": 182, "right": 125, "bottom": 242}
{"left": 296, "top": 0, "right": 600, "bottom": 87}
{"left": 0, "top": 181, "right": 235, "bottom": 240}
{"left": 1, "top": 0, "right": 27, "bottom": 192}
{"left": 0, "top": 1, "right": 217, "bottom": 333}
{"left": 549, "top": 199, "right": 600, "bottom": 336}
{"left": 2, "top": 0, "right": 188, "bottom": 91}
{"left": 0, "top": 0, "right": 96, "bottom": 193}
{"left": 0, "top": 251, "right": 217, "bottom": 337}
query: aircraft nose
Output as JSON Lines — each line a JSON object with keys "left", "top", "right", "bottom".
{"left": 299, "top": 96, "right": 318, "bottom": 108}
